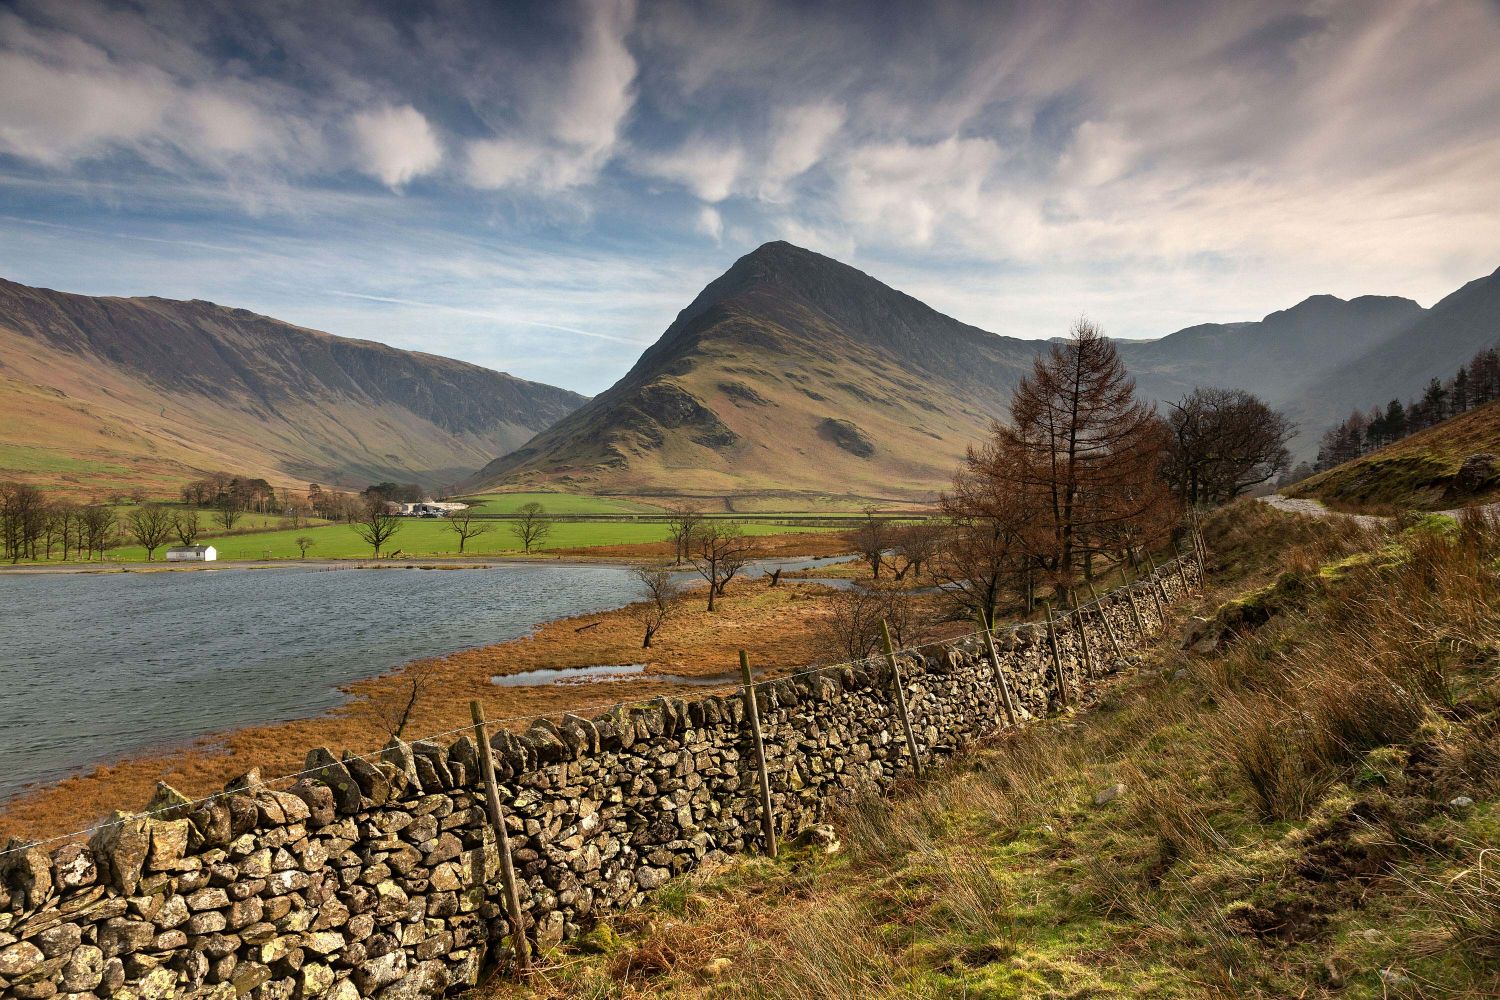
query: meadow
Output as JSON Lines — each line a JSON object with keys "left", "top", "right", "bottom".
{"left": 96, "top": 516, "right": 834, "bottom": 562}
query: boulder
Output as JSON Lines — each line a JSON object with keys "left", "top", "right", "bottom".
{"left": 1453, "top": 453, "right": 1498, "bottom": 494}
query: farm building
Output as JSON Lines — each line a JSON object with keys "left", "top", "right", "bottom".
{"left": 165, "top": 545, "right": 217, "bottom": 562}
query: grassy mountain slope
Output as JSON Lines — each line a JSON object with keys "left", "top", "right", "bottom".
{"left": 490, "top": 503, "right": 1500, "bottom": 999}
{"left": 1287, "top": 397, "right": 1500, "bottom": 512}
{"left": 472, "top": 242, "right": 1044, "bottom": 500}
{"left": 0, "top": 278, "right": 586, "bottom": 495}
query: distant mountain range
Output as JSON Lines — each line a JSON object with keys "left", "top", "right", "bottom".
{"left": 3, "top": 245, "right": 1496, "bottom": 501}
{"left": 0, "top": 279, "right": 584, "bottom": 495}
{"left": 471, "top": 242, "right": 1496, "bottom": 498}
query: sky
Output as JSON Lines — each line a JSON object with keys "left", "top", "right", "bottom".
{"left": 1, "top": 0, "right": 1498, "bottom": 395}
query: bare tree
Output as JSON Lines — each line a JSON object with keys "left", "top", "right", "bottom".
{"left": 370, "top": 660, "right": 440, "bottom": 740}
{"left": 816, "top": 584, "right": 919, "bottom": 664}
{"left": 845, "top": 507, "right": 890, "bottom": 579}
{"left": 0, "top": 482, "right": 46, "bottom": 563}
{"left": 174, "top": 510, "right": 202, "bottom": 547}
{"left": 688, "top": 522, "right": 758, "bottom": 611}
{"left": 51, "top": 502, "right": 79, "bottom": 561}
{"left": 215, "top": 495, "right": 242, "bottom": 531}
{"left": 665, "top": 502, "right": 704, "bottom": 564}
{"left": 125, "top": 503, "right": 175, "bottom": 561}
{"left": 80, "top": 504, "right": 116, "bottom": 560}
{"left": 353, "top": 497, "right": 402, "bottom": 557}
{"left": 295, "top": 536, "right": 315, "bottom": 558}
{"left": 630, "top": 564, "right": 684, "bottom": 648}
{"left": 1163, "top": 387, "right": 1294, "bottom": 506}
{"left": 446, "top": 509, "right": 491, "bottom": 554}
{"left": 509, "top": 501, "right": 552, "bottom": 553}
{"left": 886, "top": 521, "right": 946, "bottom": 580}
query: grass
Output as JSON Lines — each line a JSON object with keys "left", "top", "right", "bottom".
{"left": 1288, "top": 397, "right": 1500, "bottom": 512}
{"left": 95, "top": 518, "right": 836, "bottom": 562}
{"left": 0, "top": 443, "right": 131, "bottom": 477}
{"left": 486, "top": 499, "right": 1500, "bottom": 999}
{"left": 459, "top": 492, "right": 668, "bottom": 515}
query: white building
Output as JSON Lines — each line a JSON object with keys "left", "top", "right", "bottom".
{"left": 166, "top": 545, "right": 217, "bottom": 562}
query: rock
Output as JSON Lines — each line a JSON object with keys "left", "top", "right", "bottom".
{"left": 59, "top": 945, "right": 104, "bottom": 992}
{"left": 97, "top": 918, "right": 155, "bottom": 958}
{"left": 1093, "top": 783, "right": 1126, "bottom": 806}
{"left": 1453, "top": 453, "right": 1497, "bottom": 494}
{"left": 635, "top": 867, "right": 670, "bottom": 891}
{"left": 0, "top": 940, "right": 44, "bottom": 978}
{"left": 0, "top": 840, "right": 53, "bottom": 909}
{"left": 351, "top": 951, "right": 407, "bottom": 993}
{"left": 50, "top": 843, "right": 97, "bottom": 892}
{"left": 33, "top": 921, "right": 82, "bottom": 958}
{"left": 304, "top": 749, "right": 362, "bottom": 814}
{"left": 702, "top": 957, "right": 733, "bottom": 978}
{"left": 1378, "top": 968, "right": 1412, "bottom": 988}
{"left": 88, "top": 814, "right": 152, "bottom": 896}
{"left": 797, "top": 824, "right": 842, "bottom": 855}
{"left": 230, "top": 960, "right": 273, "bottom": 996}
{"left": 1449, "top": 796, "right": 1475, "bottom": 811}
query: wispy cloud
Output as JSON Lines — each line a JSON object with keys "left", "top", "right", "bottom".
{"left": 0, "top": 0, "right": 1496, "bottom": 386}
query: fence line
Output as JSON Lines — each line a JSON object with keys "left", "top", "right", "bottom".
{"left": 0, "top": 552, "right": 1196, "bottom": 861}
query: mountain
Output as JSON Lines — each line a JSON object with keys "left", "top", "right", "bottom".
{"left": 0, "top": 278, "right": 586, "bottom": 496}
{"left": 1284, "top": 267, "right": 1500, "bottom": 453}
{"left": 1116, "top": 293, "right": 1424, "bottom": 412}
{"left": 471, "top": 242, "right": 1054, "bottom": 499}
{"left": 471, "top": 242, "right": 1453, "bottom": 498}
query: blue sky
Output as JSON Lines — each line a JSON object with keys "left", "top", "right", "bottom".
{"left": 1, "top": 0, "right": 1497, "bottom": 395}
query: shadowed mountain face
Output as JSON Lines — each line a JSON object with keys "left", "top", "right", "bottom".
{"left": 1283, "top": 267, "right": 1500, "bottom": 453}
{"left": 473, "top": 242, "right": 1463, "bottom": 497}
{"left": 0, "top": 279, "right": 586, "bottom": 495}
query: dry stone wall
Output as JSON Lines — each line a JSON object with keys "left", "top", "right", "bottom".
{"left": 0, "top": 559, "right": 1199, "bottom": 1000}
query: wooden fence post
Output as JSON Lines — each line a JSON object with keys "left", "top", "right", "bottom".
{"left": 1144, "top": 552, "right": 1168, "bottom": 622}
{"left": 1173, "top": 543, "right": 1192, "bottom": 592}
{"left": 739, "top": 650, "right": 778, "bottom": 858}
{"left": 1086, "top": 582, "right": 1124, "bottom": 662}
{"left": 1117, "top": 563, "right": 1147, "bottom": 638}
{"left": 881, "top": 620, "right": 924, "bottom": 780}
{"left": 1042, "top": 602, "right": 1072, "bottom": 710}
{"left": 1069, "top": 589, "right": 1098, "bottom": 678}
{"left": 469, "top": 701, "right": 531, "bottom": 978}
{"left": 978, "top": 610, "right": 1019, "bottom": 727}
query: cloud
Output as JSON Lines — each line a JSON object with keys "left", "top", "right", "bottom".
{"left": 761, "top": 101, "right": 843, "bottom": 197}
{"left": 636, "top": 140, "right": 743, "bottom": 202}
{"left": 695, "top": 205, "right": 723, "bottom": 242}
{"left": 351, "top": 105, "right": 442, "bottom": 188}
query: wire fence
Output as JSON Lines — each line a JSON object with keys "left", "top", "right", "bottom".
{"left": 0, "top": 553, "right": 1198, "bottom": 861}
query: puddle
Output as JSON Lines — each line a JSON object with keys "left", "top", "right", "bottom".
{"left": 490, "top": 664, "right": 747, "bottom": 688}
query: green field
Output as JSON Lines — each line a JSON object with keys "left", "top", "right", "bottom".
{"left": 96, "top": 517, "right": 831, "bottom": 562}
{"left": 457, "top": 492, "right": 665, "bottom": 515}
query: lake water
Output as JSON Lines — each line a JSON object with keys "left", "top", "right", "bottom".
{"left": 0, "top": 556, "right": 845, "bottom": 801}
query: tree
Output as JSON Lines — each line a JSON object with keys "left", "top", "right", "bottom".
{"left": 353, "top": 497, "right": 402, "bottom": 557}
{"left": 845, "top": 507, "right": 890, "bottom": 578}
{"left": 295, "top": 536, "right": 315, "bottom": 558}
{"left": 630, "top": 564, "right": 683, "bottom": 648}
{"left": 991, "top": 318, "right": 1174, "bottom": 584}
{"left": 687, "top": 522, "right": 757, "bottom": 611}
{"left": 174, "top": 511, "right": 202, "bottom": 547}
{"left": 509, "top": 502, "right": 552, "bottom": 553}
{"left": 0, "top": 483, "right": 46, "bottom": 563}
{"left": 665, "top": 502, "right": 704, "bottom": 564}
{"left": 215, "top": 495, "right": 242, "bottom": 531}
{"left": 815, "top": 584, "right": 919, "bottom": 664}
{"left": 126, "top": 503, "right": 174, "bottom": 561}
{"left": 51, "top": 502, "right": 79, "bottom": 561}
{"left": 446, "top": 509, "right": 491, "bottom": 554}
{"left": 887, "top": 521, "right": 946, "bottom": 580}
{"left": 1162, "top": 388, "right": 1293, "bottom": 506}
{"left": 79, "top": 504, "right": 116, "bottom": 560}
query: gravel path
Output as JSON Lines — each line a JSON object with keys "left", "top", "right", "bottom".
{"left": 1259, "top": 493, "right": 1499, "bottom": 527}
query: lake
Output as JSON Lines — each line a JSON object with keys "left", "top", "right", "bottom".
{"left": 0, "top": 556, "right": 845, "bottom": 801}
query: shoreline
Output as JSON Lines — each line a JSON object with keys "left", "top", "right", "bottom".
{"left": 0, "top": 539, "right": 868, "bottom": 843}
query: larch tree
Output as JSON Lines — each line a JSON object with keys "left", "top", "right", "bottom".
{"left": 991, "top": 318, "right": 1174, "bottom": 585}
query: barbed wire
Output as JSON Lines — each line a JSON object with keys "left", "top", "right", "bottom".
{"left": 0, "top": 556, "right": 1197, "bottom": 860}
